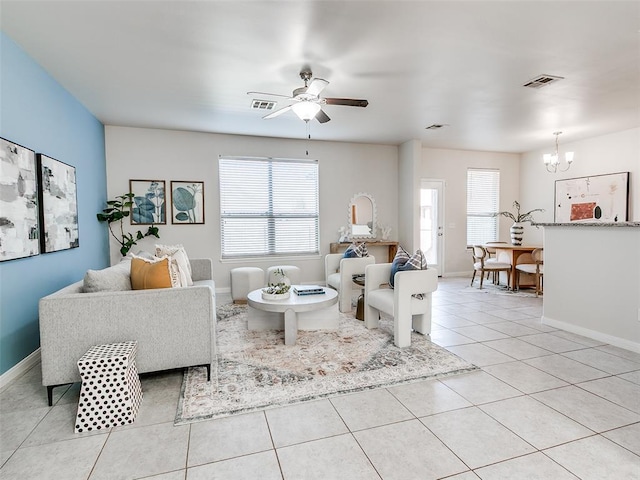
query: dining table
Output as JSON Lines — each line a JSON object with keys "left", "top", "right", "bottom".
{"left": 484, "top": 244, "right": 542, "bottom": 290}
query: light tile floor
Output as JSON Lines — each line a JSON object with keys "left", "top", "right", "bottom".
{"left": 1, "top": 277, "right": 639, "bottom": 479}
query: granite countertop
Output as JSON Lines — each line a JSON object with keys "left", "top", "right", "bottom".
{"left": 534, "top": 222, "right": 640, "bottom": 227}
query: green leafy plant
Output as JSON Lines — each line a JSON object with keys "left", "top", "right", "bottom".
{"left": 97, "top": 193, "right": 160, "bottom": 256}
{"left": 262, "top": 268, "right": 291, "bottom": 295}
{"left": 493, "top": 201, "right": 544, "bottom": 224}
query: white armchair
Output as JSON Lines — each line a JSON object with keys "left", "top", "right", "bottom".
{"left": 364, "top": 262, "right": 438, "bottom": 348}
{"left": 325, "top": 253, "right": 376, "bottom": 313}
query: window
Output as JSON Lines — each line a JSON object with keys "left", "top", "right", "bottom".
{"left": 219, "top": 156, "right": 319, "bottom": 258}
{"left": 467, "top": 168, "right": 500, "bottom": 246}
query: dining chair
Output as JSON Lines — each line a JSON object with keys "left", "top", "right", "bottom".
{"left": 484, "top": 241, "right": 508, "bottom": 283}
{"left": 515, "top": 248, "right": 544, "bottom": 296}
{"left": 471, "top": 245, "right": 512, "bottom": 289}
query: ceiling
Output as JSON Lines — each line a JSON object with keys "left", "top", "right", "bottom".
{"left": 1, "top": 1, "right": 639, "bottom": 153}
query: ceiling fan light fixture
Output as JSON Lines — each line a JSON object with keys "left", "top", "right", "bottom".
{"left": 292, "top": 101, "right": 321, "bottom": 122}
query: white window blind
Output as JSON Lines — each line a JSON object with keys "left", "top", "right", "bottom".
{"left": 467, "top": 168, "right": 500, "bottom": 246}
{"left": 219, "top": 156, "right": 319, "bottom": 258}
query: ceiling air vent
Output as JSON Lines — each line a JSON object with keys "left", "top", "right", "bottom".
{"left": 523, "top": 74, "right": 564, "bottom": 89}
{"left": 251, "top": 99, "right": 277, "bottom": 110}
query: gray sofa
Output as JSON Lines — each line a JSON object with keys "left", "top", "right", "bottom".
{"left": 39, "top": 258, "right": 216, "bottom": 405}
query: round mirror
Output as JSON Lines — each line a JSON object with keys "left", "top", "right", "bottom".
{"left": 349, "top": 193, "right": 377, "bottom": 239}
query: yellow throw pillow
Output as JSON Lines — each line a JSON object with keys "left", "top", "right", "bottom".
{"left": 130, "top": 257, "right": 173, "bottom": 290}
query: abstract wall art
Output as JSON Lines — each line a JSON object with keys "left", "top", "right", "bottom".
{"left": 554, "top": 172, "right": 629, "bottom": 223}
{"left": 171, "top": 181, "right": 204, "bottom": 224}
{"left": 129, "top": 179, "right": 166, "bottom": 225}
{"left": 0, "top": 137, "right": 40, "bottom": 261}
{"left": 37, "top": 154, "right": 79, "bottom": 253}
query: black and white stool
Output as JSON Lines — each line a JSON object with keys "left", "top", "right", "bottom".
{"left": 75, "top": 341, "right": 143, "bottom": 433}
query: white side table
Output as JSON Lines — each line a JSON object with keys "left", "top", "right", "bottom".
{"left": 75, "top": 341, "right": 143, "bottom": 433}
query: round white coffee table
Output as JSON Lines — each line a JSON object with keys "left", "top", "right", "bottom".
{"left": 247, "top": 286, "right": 338, "bottom": 345}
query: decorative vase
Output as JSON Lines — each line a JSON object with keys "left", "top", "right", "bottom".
{"left": 510, "top": 222, "right": 524, "bottom": 245}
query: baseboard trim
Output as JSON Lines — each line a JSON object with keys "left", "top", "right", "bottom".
{"left": 542, "top": 315, "right": 640, "bottom": 353}
{"left": 0, "top": 348, "right": 41, "bottom": 392}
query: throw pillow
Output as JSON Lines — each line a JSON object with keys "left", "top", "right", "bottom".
{"left": 389, "top": 246, "right": 411, "bottom": 287}
{"left": 397, "top": 249, "right": 428, "bottom": 299}
{"left": 132, "top": 250, "right": 156, "bottom": 261}
{"left": 343, "top": 242, "right": 369, "bottom": 258}
{"left": 130, "top": 256, "right": 173, "bottom": 290}
{"left": 398, "top": 249, "right": 428, "bottom": 272}
{"left": 155, "top": 244, "right": 193, "bottom": 287}
{"left": 83, "top": 259, "right": 132, "bottom": 292}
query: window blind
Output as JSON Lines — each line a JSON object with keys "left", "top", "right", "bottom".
{"left": 219, "top": 156, "right": 319, "bottom": 258}
{"left": 467, "top": 168, "right": 500, "bottom": 246}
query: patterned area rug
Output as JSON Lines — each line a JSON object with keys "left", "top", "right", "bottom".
{"left": 175, "top": 305, "right": 477, "bottom": 425}
{"left": 463, "top": 283, "right": 539, "bottom": 297}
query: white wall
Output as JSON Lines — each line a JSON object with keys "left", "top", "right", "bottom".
{"left": 104, "top": 126, "right": 398, "bottom": 289}
{"left": 520, "top": 127, "right": 640, "bottom": 245}
{"left": 543, "top": 225, "right": 640, "bottom": 352}
{"left": 421, "top": 148, "right": 521, "bottom": 275}
{"left": 398, "top": 140, "right": 422, "bottom": 251}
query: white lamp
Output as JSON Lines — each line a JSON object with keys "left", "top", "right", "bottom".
{"left": 291, "top": 101, "right": 321, "bottom": 122}
{"left": 544, "top": 131, "right": 574, "bottom": 173}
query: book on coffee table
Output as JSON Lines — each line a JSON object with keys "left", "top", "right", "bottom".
{"left": 293, "top": 286, "right": 326, "bottom": 296}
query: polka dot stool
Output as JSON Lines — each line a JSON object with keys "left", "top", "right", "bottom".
{"left": 75, "top": 341, "right": 143, "bottom": 433}
{"left": 230, "top": 267, "right": 264, "bottom": 304}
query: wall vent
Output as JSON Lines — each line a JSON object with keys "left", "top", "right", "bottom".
{"left": 523, "top": 74, "right": 564, "bottom": 89}
{"left": 251, "top": 99, "right": 277, "bottom": 110}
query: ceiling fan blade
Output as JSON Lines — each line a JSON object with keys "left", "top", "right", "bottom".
{"left": 247, "top": 91, "right": 293, "bottom": 99}
{"left": 315, "top": 109, "right": 331, "bottom": 124}
{"left": 324, "top": 98, "right": 369, "bottom": 108}
{"left": 306, "top": 78, "right": 329, "bottom": 97}
{"left": 263, "top": 105, "right": 292, "bottom": 119}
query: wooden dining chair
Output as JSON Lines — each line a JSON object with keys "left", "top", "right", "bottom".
{"left": 471, "top": 245, "right": 512, "bottom": 289}
{"left": 484, "top": 241, "right": 508, "bottom": 283}
{"left": 515, "top": 248, "right": 544, "bottom": 296}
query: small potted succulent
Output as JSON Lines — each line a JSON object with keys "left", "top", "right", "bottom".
{"left": 262, "top": 268, "right": 291, "bottom": 300}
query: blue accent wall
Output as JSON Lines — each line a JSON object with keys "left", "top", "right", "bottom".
{"left": 0, "top": 32, "right": 109, "bottom": 375}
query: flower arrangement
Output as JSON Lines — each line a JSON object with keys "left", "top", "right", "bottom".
{"left": 493, "top": 201, "right": 544, "bottom": 224}
{"left": 262, "top": 268, "right": 291, "bottom": 295}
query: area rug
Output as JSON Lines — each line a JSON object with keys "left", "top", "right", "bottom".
{"left": 175, "top": 306, "right": 477, "bottom": 425}
{"left": 463, "top": 283, "right": 539, "bottom": 298}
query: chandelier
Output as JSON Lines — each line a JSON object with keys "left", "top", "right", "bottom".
{"left": 543, "top": 131, "right": 574, "bottom": 173}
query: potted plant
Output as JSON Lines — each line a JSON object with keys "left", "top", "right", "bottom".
{"left": 261, "top": 268, "right": 291, "bottom": 300}
{"left": 493, "top": 201, "right": 544, "bottom": 245}
{"left": 97, "top": 193, "right": 160, "bottom": 256}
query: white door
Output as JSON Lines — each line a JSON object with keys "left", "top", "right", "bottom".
{"left": 420, "top": 179, "right": 444, "bottom": 276}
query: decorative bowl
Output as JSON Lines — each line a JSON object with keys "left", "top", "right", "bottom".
{"left": 261, "top": 291, "right": 290, "bottom": 301}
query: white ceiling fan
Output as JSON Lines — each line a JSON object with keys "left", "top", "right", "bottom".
{"left": 248, "top": 68, "right": 369, "bottom": 123}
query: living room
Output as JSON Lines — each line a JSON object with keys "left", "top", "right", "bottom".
{"left": 1, "top": 2, "right": 639, "bottom": 478}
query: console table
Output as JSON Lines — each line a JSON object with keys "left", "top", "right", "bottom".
{"left": 330, "top": 241, "right": 399, "bottom": 262}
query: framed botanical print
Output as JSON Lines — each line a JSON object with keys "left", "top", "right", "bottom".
{"left": 129, "top": 179, "right": 166, "bottom": 225}
{"left": 37, "top": 154, "right": 79, "bottom": 253}
{"left": 0, "top": 137, "right": 40, "bottom": 261}
{"left": 171, "top": 181, "right": 205, "bottom": 224}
